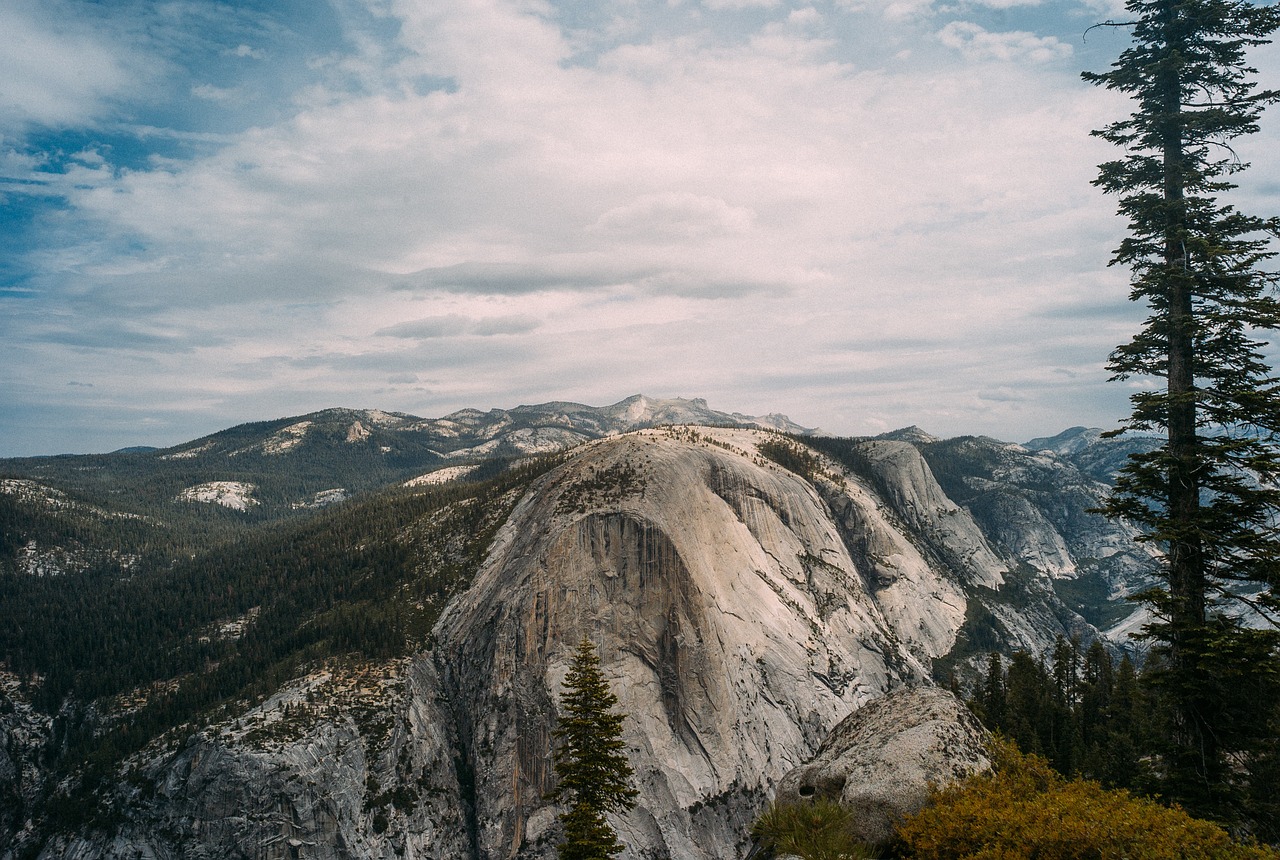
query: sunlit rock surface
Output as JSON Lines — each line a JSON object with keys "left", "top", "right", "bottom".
{"left": 434, "top": 428, "right": 965, "bottom": 860}
{"left": 773, "top": 686, "right": 989, "bottom": 846}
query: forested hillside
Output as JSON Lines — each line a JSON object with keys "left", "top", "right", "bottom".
{"left": 1, "top": 454, "right": 559, "bottom": 837}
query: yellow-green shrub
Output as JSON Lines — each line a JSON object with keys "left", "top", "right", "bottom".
{"left": 895, "top": 739, "right": 1279, "bottom": 860}
{"left": 751, "top": 799, "right": 874, "bottom": 860}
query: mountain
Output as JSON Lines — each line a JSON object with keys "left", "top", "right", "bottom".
{"left": 0, "top": 408, "right": 1165, "bottom": 859}
{"left": 0, "top": 396, "right": 812, "bottom": 579}
{"left": 1, "top": 396, "right": 808, "bottom": 518}
{"left": 1023, "top": 425, "right": 1163, "bottom": 484}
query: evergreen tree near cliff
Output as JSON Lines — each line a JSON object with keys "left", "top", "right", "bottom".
{"left": 551, "top": 637, "right": 639, "bottom": 860}
{"left": 1083, "top": 0, "right": 1280, "bottom": 827}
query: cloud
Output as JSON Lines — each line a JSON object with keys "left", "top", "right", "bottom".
{"left": 38, "top": 322, "right": 220, "bottom": 353}
{"left": 0, "top": 1, "right": 154, "bottom": 131}
{"left": 191, "top": 84, "right": 242, "bottom": 103}
{"left": 230, "top": 44, "right": 266, "bottom": 60}
{"left": 2, "top": 0, "right": 1196, "bottom": 457}
{"left": 394, "top": 262, "right": 637, "bottom": 296}
{"left": 376, "top": 314, "right": 542, "bottom": 338}
{"left": 704, "top": 0, "right": 781, "bottom": 9}
{"left": 391, "top": 260, "right": 777, "bottom": 299}
{"left": 834, "top": 0, "right": 935, "bottom": 22}
{"left": 593, "top": 193, "right": 756, "bottom": 239}
{"left": 967, "top": 0, "right": 1043, "bottom": 8}
{"left": 937, "top": 21, "right": 1073, "bottom": 63}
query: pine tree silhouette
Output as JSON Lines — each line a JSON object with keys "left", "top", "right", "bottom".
{"left": 551, "top": 637, "right": 639, "bottom": 860}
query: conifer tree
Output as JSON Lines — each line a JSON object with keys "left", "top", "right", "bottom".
{"left": 551, "top": 637, "right": 639, "bottom": 860}
{"left": 975, "top": 652, "right": 1006, "bottom": 728}
{"left": 1083, "top": 0, "right": 1280, "bottom": 821}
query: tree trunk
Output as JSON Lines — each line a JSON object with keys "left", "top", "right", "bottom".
{"left": 1158, "top": 0, "right": 1214, "bottom": 790}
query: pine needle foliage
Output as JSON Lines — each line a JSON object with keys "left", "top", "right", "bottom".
{"left": 750, "top": 799, "right": 875, "bottom": 860}
{"left": 551, "top": 637, "right": 639, "bottom": 860}
{"left": 1081, "top": 0, "right": 1280, "bottom": 823}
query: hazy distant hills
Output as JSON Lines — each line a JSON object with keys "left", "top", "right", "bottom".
{"left": 0, "top": 395, "right": 811, "bottom": 521}
{"left": 1024, "top": 425, "right": 1164, "bottom": 483}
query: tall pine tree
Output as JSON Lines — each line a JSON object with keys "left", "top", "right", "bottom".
{"left": 551, "top": 637, "right": 639, "bottom": 860}
{"left": 1083, "top": 0, "right": 1280, "bottom": 824}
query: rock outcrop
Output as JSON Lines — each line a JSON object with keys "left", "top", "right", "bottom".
{"left": 772, "top": 686, "right": 989, "bottom": 845}
{"left": 40, "top": 659, "right": 470, "bottom": 860}
{"left": 433, "top": 427, "right": 943, "bottom": 860}
{"left": 5, "top": 423, "right": 1166, "bottom": 860}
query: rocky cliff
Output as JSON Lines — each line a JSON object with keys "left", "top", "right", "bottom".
{"left": 4, "top": 424, "right": 1162, "bottom": 859}
{"left": 433, "top": 427, "right": 948, "bottom": 860}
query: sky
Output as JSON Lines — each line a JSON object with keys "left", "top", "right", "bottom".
{"left": 3, "top": 0, "right": 1280, "bottom": 457}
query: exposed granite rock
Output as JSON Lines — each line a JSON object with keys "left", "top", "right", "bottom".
{"left": 0, "top": 674, "right": 51, "bottom": 851}
{"left": 773, "top": 686, "right": 989, "bottom": 846}
{"left": 433, "top": 427, "right": 948, "bottom": 860}
{"left": 846, "top": 440, "right": 1007, "bottom": 591}
{"left": 39, "top": 657, "right": 469, "bottom": 860}
{"left": 912, "top": 435, "right": 1161, "bottom": 646}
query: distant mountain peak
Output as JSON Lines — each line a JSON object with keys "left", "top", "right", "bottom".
{"left": 875, "top": 425, "right": 940, "bottom": 445}
{"left": 1023, "top": 426, "right": 1103, "bottom": 456}
{"left": 127, "top": 396, "right": 811, "bottom": 484}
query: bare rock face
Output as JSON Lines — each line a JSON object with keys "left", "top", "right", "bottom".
{"left": 844, "top": 441, "right": 1006, "bottom": 591}
{"left": 40, "top": 657, "right": 471, "bottom": 860}
{"left": 773, "top": 686, "right": 989, "bottom": 846}
{"left": 433, "top": 428, "right": 948, "bottom": 860}
{"left": 0, "top": 674, "right": 51, "bottom": 850}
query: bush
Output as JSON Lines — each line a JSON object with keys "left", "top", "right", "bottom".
{"left": 751, "top": 799, "right": 874, "bottom": 860}
{"left": 894, "top": 739, "right": 1280, "bottom": 860}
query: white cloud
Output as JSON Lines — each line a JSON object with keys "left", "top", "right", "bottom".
{"left": 787, "top": 8, "right": 823, "bottom": 28}
{"left": 0, "top": 1, "right": 152, "bottom": 131}
{"left": 593, "top": 193, "right": 756, "bottom": 239}
{"left": 937, "top": 21, "right": 1073, "bottom": 63}
{"left": 4, "top": 0, "right": 1202, "bottom": 456}
{"left": 191, "top": 83, "right": 241, "bottom": 102}
{"left": 834, "top": 0, "right": 935, "bottom": 23}
{"left": 966, "top": 0, "right": 1042, "bottom": 9}
{"left": 376, "top": 314, "right": 542, "bottom": 338}
{"left": 704, "top": 0, "right": 780, "bottom": 8}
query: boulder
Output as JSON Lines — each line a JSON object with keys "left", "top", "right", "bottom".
{"left": 772, "top": 686, "right": 989, "bottom": 846}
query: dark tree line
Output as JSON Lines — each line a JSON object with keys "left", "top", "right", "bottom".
{"left": 0, "top": 454, "right": 563, "bottom": 833}
{"left": 970, "top": 636, "right": 1280, "bottom": 840}
{"left": 970, "top": 639, "right": 1144, "bottom": 791}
